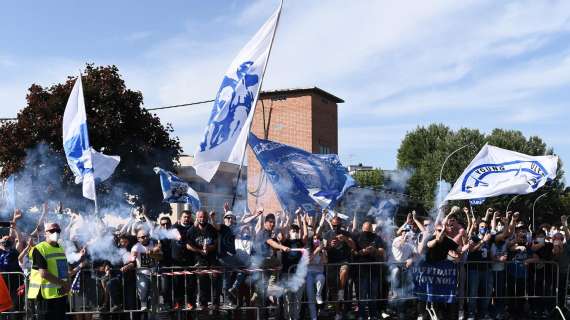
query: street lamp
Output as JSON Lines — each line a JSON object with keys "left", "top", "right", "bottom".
{"left": 438, "top": 144, "right": 477, "bottom": 184}
{"left": 532, "top": 193, "right": 548, "bottom": 232}
{"left": 438, "top": 143, "right": 477, "bottom": 201}
{"left": 506, "top": 195, "right": 519, "bottom": 213}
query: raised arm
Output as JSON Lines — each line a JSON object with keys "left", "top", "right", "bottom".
{"left": 412, "top": 210, "right": 425, "bottom": 233}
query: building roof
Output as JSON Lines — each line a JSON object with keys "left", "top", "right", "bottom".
{"left": 260, "top": 87, "right": 344, "bottom": 103}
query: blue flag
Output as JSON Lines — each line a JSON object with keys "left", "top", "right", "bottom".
{"left": 154, "top": 167, "right": 201, "bottom": 211}
{"left": 248, "top": 133, "right": 355, "bottom": 214}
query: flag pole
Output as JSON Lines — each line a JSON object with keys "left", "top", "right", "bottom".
{"left": 231, "top": 0, "right": 284, "bottom": 207}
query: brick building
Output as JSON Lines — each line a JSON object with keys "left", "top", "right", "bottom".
{"left": 171, "top": 87, "right": 343, "bottom": 219}
{"left": 247, "top": 87, "right": 344, "bottom": 213}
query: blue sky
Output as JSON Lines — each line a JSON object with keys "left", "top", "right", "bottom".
{"left": 1, "top": 0, "right": 569, "bottom": 172}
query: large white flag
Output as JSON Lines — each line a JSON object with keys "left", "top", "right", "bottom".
{"left": 444, "top": 144, "right": 558, "bottom": 202}
{"left": 192, "top": 2, "right": 282, "bottom": 182}
{"left": 63, "top": 75, "right": 120, "bottom": 200}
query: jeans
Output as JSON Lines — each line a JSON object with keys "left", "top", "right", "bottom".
{"left": 136, "top": 272, "right": 151, "bottom": 308}
{"left": 467, "top": 269, "right": 492, "bottom": 316}
{"left": 305, "top": 271, "right": 325, "bottom": 320}
{"left": 492, "top": 270, "right": 506, "bottom": 316}
{"left": 284, "top": 273, "right": 305, "bottom": 320}
{"left": 219, "top": 255, "right": 246, "bottom": 293}
{"left": 357, "top": 269, "right": 379, "bottom": 319}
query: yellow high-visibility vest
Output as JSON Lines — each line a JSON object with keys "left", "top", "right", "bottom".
{"left": 27, "top": 241, "right": 68, "bottom": 300}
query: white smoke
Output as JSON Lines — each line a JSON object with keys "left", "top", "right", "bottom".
{"left": 433, "top": 180, "right": 451, "bottom": 224}
{"left": 267, "top": 249, "right": 310, "bottom": 296}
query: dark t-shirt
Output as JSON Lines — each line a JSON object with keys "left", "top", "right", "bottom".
{"left": 354, "top": 231, "right": 385, "bottom": 263}
{"left": 187, "top": 224, "right": 218, "bottom": 266}
{"left": 534, "top": 242, "right": 554, "bottom": 260}
{"left": 425, "top": 235, "right": 459, "bottom": 263}
{"left": 159, "top": 238, "right": 174, "bottom": 267}
{"left": 324, "top": 230, "right": 353, "bottom": 263}
{"left": 0, "top": 248, "right": 21, "bottom": 272}
{"left": 282, "top": 239, "right": 304, "bottom": 273}
{"left": 219, "top": 225, "right": 237, "bottom": 257}
{"left": 172, "top": 223, "right": 194, "bottom": 265}
{"left": 467, "top": 235, "right": 495, "bottom": 261}
{"left": 256, "top": 229, "right": 276, "bottom": 258}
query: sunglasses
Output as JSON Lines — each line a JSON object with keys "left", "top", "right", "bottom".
{"left": 160, "top": 223, "right": 170, "bottom": 227}
{"left": 137, "top": 235, "right": 149, "bottom": 239}
{"left": 46, "top": 229, "right": 61, "bottom": 234}
{"left": 224, "top": 216, "right": 235, "bottom": 220}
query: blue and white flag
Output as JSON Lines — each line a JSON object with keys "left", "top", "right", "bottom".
{"left": 193, "top": 2, "right": 283, "bottom": 182}
{"left": 154, "top": 167, "right": 201, "bottom": 211}
{"left": 63, "top": 75, "right": 120, "bottom": 200}
{"left": 444, "top": 144, "right": 558, "bottom": 202}
{"left": 248, "top": 133, "right": 356, "bottom": 214}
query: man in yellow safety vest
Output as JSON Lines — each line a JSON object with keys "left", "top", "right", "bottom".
{"left": 27, "top": 222, "right": 69, "bottom": 319}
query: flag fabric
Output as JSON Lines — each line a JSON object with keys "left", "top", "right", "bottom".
{"left": 63, "top": 76, "right": 120, "bottom": 200}
{"left": 0, "top": 275, "right": 13, "bottom": 312}
{"left": 71, "top": 270, "right": 81, "bottom": 294}
{"left": 444, "top": 144, "right": 558, "bottom": 202}
{"left": 248, "top": 133, "right": 355, "bottom": 214}
{"left": 154, "top": 167, "right": 201, "bottom": 211}
{"left": 0, "top": 175, "right": 16, "bottom": 211}
{"left": 193, "top": 2, "right": 283, "bottom": 182}
{"left": 469, "top": 198, "right": 486, "bottom": 206}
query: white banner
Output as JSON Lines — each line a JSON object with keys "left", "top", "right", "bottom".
{"left": 444, "top": 144, "right": 558, "bottom": 202}
{"left": 192, "top": 2, "right": 282, "bottom": 182}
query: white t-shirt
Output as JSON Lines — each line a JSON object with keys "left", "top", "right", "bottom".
{"left": 392, "top": 236, "right": 416, "bottom": 263}
{"left": 131, "top": 242, "right": 156, "bottom": 274}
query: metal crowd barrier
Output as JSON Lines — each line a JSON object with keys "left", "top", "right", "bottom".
{"left": 0, "top": 271, "right": 27, "bottom": 319}
{"left": 3, "top": 261, "right": 568, "bottom": 320}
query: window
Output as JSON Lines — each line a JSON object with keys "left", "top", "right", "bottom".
{"left": 319, "top": 145, "right": 331, "bottom": 154}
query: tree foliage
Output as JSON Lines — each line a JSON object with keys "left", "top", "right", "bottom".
{"left": 397, "top": 124, "right": 566, "bottom": 223}
{"left": 353, "top": 168, "right": 384, "bottom": 188}
{"left": 0, "top": 64, "right": 183, "bottom": 215}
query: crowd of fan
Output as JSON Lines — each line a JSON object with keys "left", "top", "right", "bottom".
{"left": 1, "top": 203, "right": 570, "bottom": 320}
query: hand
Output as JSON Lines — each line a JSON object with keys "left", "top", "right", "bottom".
{"left": 58, "top": 281, "right": 70, "bottom": 295}
{"left": 513, "top": 212, "right": 520, "bottom": 221}
{"left": 336, "top": 234, "right": 346, "bottom": 242}
{"left": 463, "top": 207, "right": 469, "bottom": 215}
{"left": 295, "top": 207, "right": 303, "bottom": 216}
{"left": 499, "top": 255, "right": 507, "bottom": 262}
{"left": 483, "top": 233, "right": 492, "bottom": 242}
{"left": 224, "top": 202, "right": 231, "bottom": 213}
{"left": 330, "top": 239, "right": 339, "bottom": 247}
{"left": 412, "top": 210, "right": 417, "bottom": 219}
{"left": 210, "top": 211, "right": 216, "bottom": 223}
{"left": 405, "top": 259, "right": 413, "bottom": 269}
{"left": 282, "top": 246, "right": 291, "bottom": 252}
{"left": 12, "top": 209, "right": 22, "bottom": 222}
{"left": 406, "top": 212, "right": 412, "bottom": 223}
{"left": 562, "top": 215, "right": 568, "bottom": 227}
{"left": 79, "top": 247, "right": 87, "bottom": 257}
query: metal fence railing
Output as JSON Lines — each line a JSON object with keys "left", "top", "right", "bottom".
{"left": 2, "top": 261, "right": 569, "bottom": 320}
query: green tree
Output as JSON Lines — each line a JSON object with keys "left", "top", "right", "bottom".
{"left": 0, "top": 64, "right": 183, "bottom": 215}
{"left": 397, "top": 124, "right": 566, "bottom": 223}
{"left": 353, "top": 168, "right": 384, "bottom": 188}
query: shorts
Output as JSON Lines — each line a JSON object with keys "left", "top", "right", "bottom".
{"left": 326, "top": 263, "right": 350, "bottom": 289}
